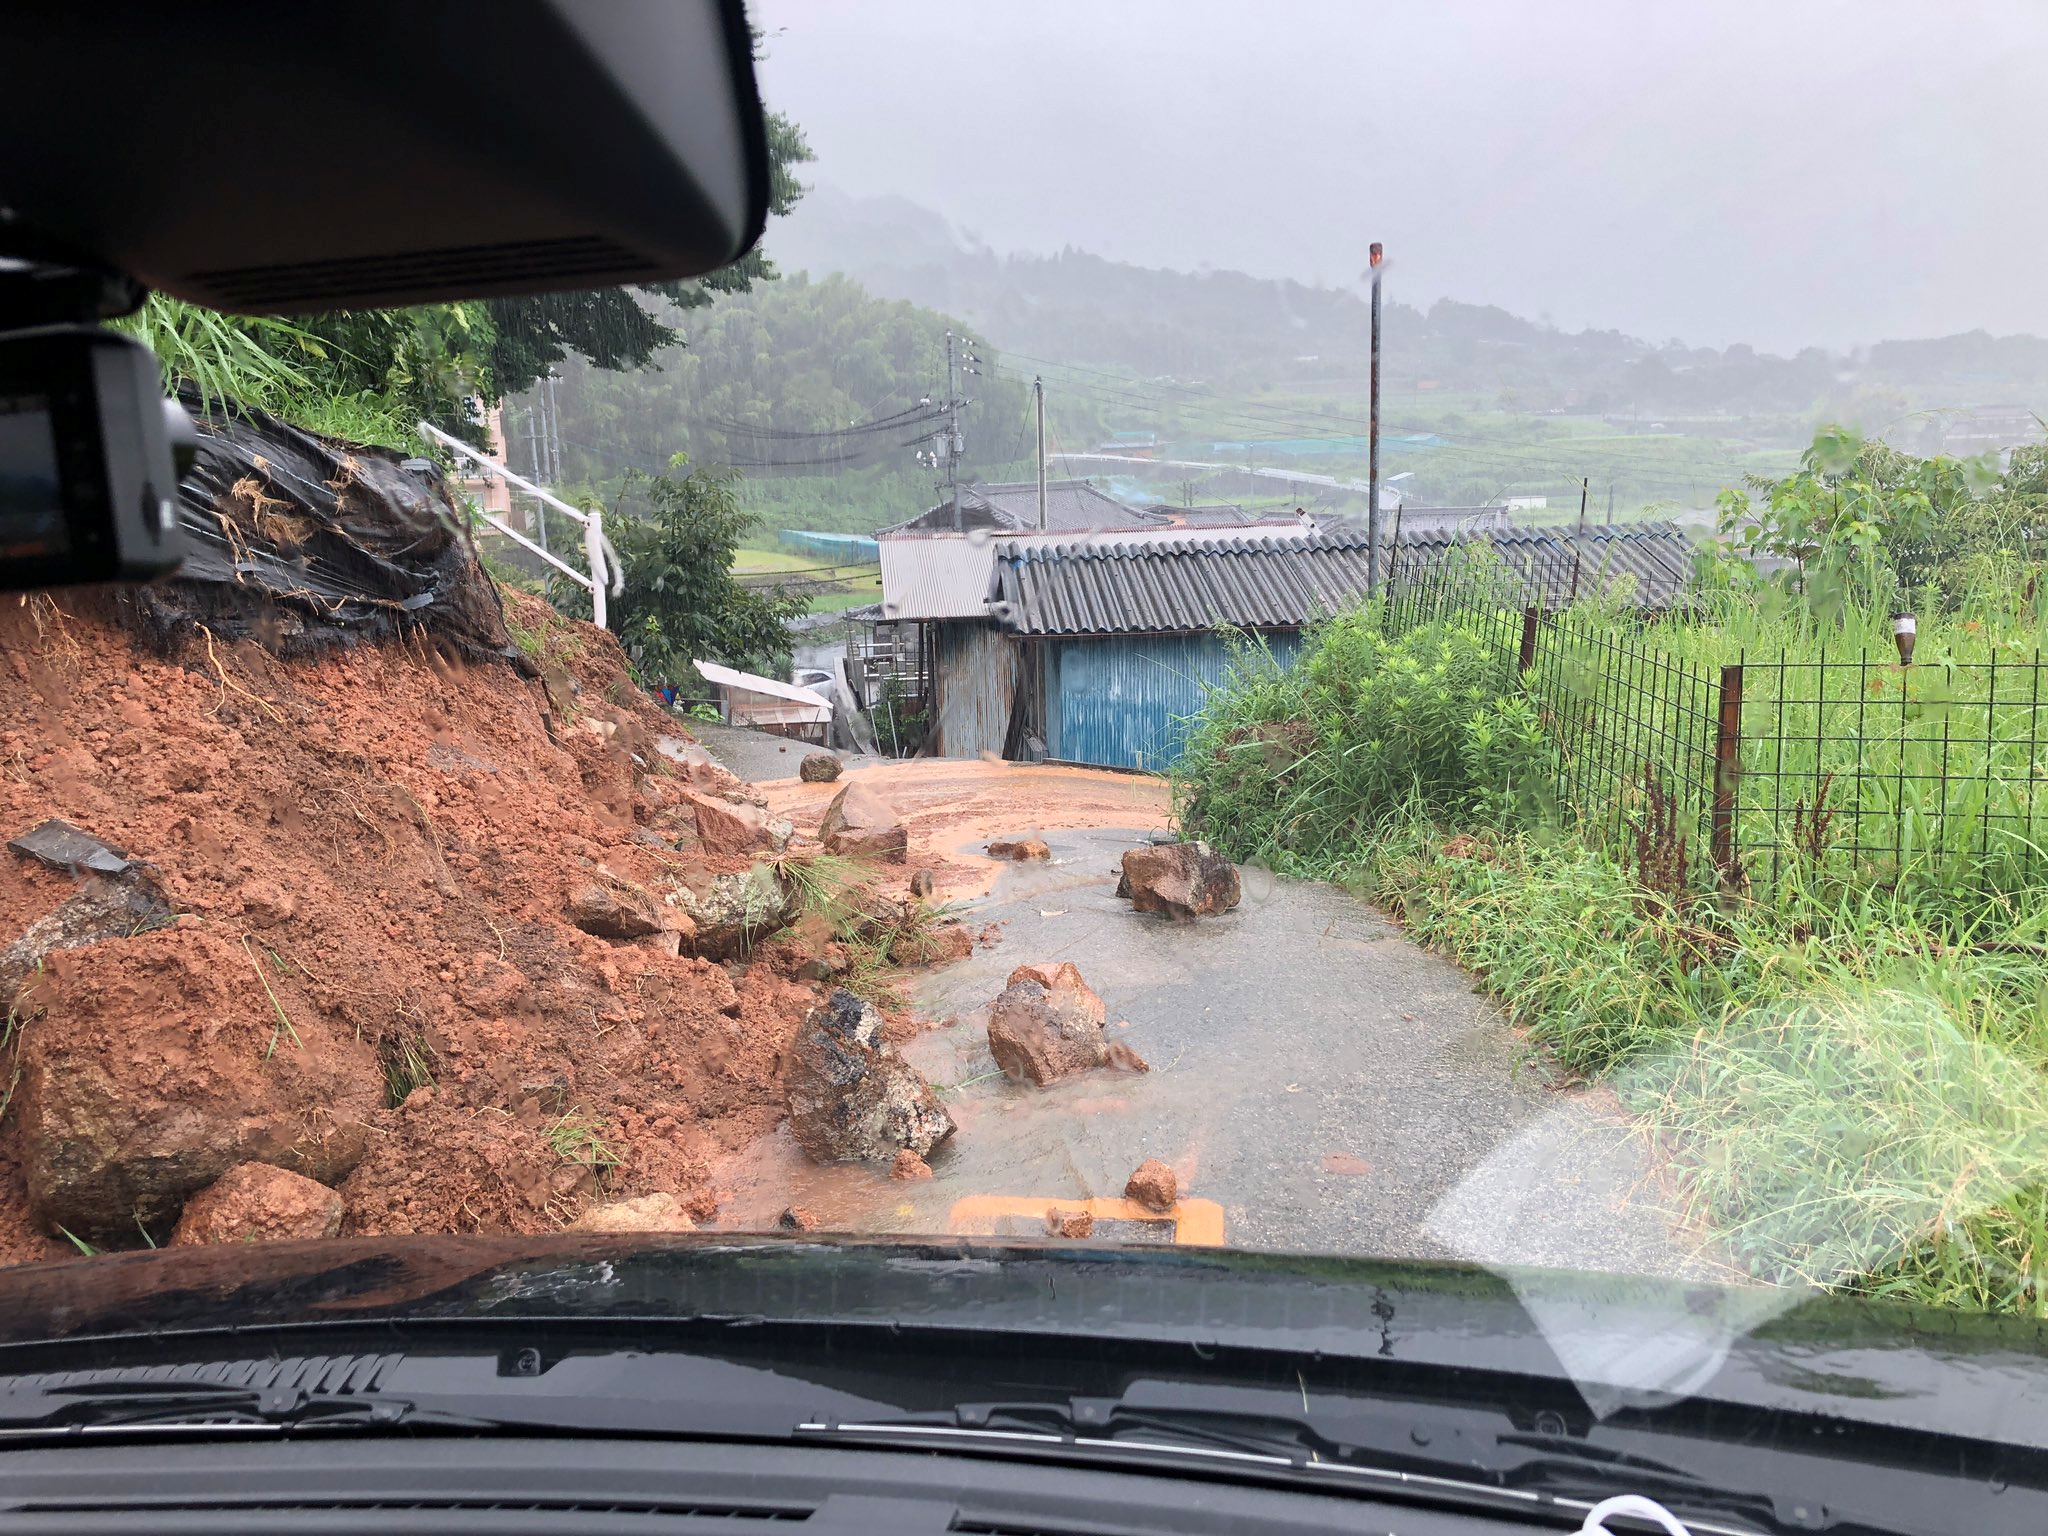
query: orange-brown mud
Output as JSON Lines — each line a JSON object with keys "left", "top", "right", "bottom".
{"left": 0, "top": 585, "right": 823, "bottom": 1265}
{"left": 759, "top": 758, "right": 1172, "bottom": 902}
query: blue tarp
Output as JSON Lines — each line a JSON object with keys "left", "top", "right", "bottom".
{"left": 780, "top": 529, "right": 881, "bottom": 564}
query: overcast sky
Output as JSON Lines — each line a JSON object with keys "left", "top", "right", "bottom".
{"left": 750, "top": 0, "right": 2048, "bottom": 354}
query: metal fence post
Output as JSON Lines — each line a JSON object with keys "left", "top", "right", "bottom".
{"left": 1518, "top": 606, "right": 1540, "bottom": 674}
{"left": 584, "top": 508, "right": 608, "bottom": 630}
{"left": 1711, "top": 662, "right": 1744, "bottom": 890}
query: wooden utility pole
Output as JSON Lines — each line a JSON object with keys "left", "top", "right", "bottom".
{"left": 1034, "top": 375, "right": 1047, "bottom": 529}
{"left": 1366, "top": 241, "right": 1385, "bottom": 595}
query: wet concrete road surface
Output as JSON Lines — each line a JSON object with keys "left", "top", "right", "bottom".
{"left": 716, "top": 826, "right": 1716, "bottom": 1280}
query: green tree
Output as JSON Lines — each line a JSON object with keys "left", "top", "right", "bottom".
{"left": 592, "top": 460, "right": 809, "bottom": 686}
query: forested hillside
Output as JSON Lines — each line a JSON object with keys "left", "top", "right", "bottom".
{"left": 530, "top": 274, "right": 1102, "bottom": 536}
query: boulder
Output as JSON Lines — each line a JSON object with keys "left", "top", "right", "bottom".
{"left": 819, "top": 782, "right": 908, "bottom": 862}
{"left": 785, "top": 989, "right": 955, "bottom": 1163}
{"left": 799, "top": 752, "right": 843, "bottom": 783}
{"left": 19, "top": 930, "right": 381, "bottom": 1245}
{"left": 569, "top": 1191, "right": 695, "bottom": 1233}
{"left": 1116, "top": 841, "right": 1242, "bottom": 921}
{"left": 677, "top": 862, "right": 800, "bottom": 960}
{"left": 169, "top": 1162, "right": 345, "bottom": 1246}
{"left": 986, "top": 963, "right": 1146, "bottom": 1087}
{"left": 683, "top": 792, "right": 780, "bottom": 857}
{"left": 778, "top": 1206, "right": 818, "bottom": 1231}
{"left": 1005, "top": 962, "right": 1106, "bottom": 1024}
{"left": 909, "top": 868, "right": 936, "bottom": 898}
{"left": 987, "top": 836, "right": 1051, "bottom": 861}
{"left": 1125, "top": 1158, "right": 1179, "bottom": 1213}
{"left": 566, "top": 879, "right": 663, "bottom": 940}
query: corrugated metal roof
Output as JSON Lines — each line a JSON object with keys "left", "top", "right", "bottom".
{"left": 886, "top": 479, "right": 1170, "bottom": 535}
{"left": 1395, "top": 521, "right": 1698, "bottom": 608}
{"left": 993, "top": 528, "right": 1379, "bottom": 636}
{"left": 694, "top": 659, "right": 832, "bottom": 710}
{"left": 991, "top": 522, "right": 1699, "bottom": 636}
{"left": 878, "top": 535, "right": 999, "bottom": 620}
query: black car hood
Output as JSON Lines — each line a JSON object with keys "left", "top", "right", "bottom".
{"left": 0, "top": 1233, "right": 2043, "bottom": 1452}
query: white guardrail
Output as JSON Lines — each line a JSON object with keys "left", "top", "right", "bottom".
{"left": 419, "top": 420, "right": 626, "bottom": 630}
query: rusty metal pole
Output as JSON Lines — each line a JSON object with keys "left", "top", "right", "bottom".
{"left": 1711, "top": 662, "right": 1745, "bottom": 890}
{"left": 1518, "top": 606, "right": 1540, "bottom": 674}
{"left": 1366, "top": 241, "right": 1384, "bottom": 596}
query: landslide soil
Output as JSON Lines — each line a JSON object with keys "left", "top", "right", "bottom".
{"left": 0, "top": 587, "right": 825, "bottom": 1265}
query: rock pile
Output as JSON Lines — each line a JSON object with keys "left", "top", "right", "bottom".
{"left": 818, "top": 782, "right": 908, "bottom": 862}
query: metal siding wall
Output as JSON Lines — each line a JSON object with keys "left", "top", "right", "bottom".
{"left": 1052, "top": 631, "right": 1303, "bottom": 770}
{"left": 933, "top": 621, "right": 1020, "bottom": 759}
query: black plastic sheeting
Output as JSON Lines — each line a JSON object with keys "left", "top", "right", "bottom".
{"left": 122, "top": 398, "right": 511, "bottom": 658}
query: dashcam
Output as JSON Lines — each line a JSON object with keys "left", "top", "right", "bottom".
{"left": 0, "top": 325, "right": 191, "bottom": 592}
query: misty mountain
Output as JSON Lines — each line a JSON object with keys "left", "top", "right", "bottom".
{"left": 770, "top": 185, "right": 2048, "bottom": 440}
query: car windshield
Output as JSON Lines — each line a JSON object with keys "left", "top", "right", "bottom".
{"left": 5, "top": 0, "right": 2048, "bottom": 1423}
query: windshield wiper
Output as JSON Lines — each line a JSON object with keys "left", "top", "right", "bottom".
{"left": 0, "top": 1382, "right": 503, "bottom": 1440}
{"left": 800, "top": 1399, "right": 1780, "bottom": 1535}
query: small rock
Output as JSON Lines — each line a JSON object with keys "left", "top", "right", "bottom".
{"left": 778, "top": 1206, "right": 818, "bottom": 1231}
{"left": 909, "top": 868, "right": 936, "bottom": 899}
{"left": 170, "top": 1163, "right": 345, "bottom": 1247}
{"left": 986, "top": 836, "right": 1051, "bottom": 861}
{"left": 0, "top": 870, "right": 172, "bottom": 1005}
{"left": 1117, "top": 841, "right": 1241, "bottom": 921}
{"left": 986, "top": 962, "right": 1144, "bottom": 1086}
{"left": 569, "top": 1192, "right": 695, "bottom": 1233}
{"left": 566, "top": 880, "right": 662, "bottom": 940}
{"left": 1044, "top": 1206, "right": 1093, "bottom": 1239}
{"left": 1125, "top": 1159, "right": 1178, "bottom": 1213}
{"left": 785, "top": 989, "right": 955, "bottom": 1163}
{"left": 818, "top": 782, "right": 908, "bottom": 863}
{"left": 800, "top": 752, "right": 843, "bottom": 783}
{"left": 892, "top": 1149, "right": 934, "bottom": 1181}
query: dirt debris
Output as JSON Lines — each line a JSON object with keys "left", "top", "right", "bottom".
{"left": 569, "top": 1191, "right": 695, "bottom": 1233}
{"left": 891, "top": 1149, "right": 934, "bottom": 1181}
{"left": 0, "top": 581, "right": 833, "bottom": 1265}
{"left": 1044, "top": 1206, "right": 1094, "bottom": 1239}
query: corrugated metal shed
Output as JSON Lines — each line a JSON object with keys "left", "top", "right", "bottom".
{"left": 1046, "top": 630, "right": 1303, "bottom": 770}
{"left": 931, "top": 619, "right": 1019, "bottom": 758}
{"left": 992, "top": 521, "right": 1698, "bottom": 636}
{"left": 993, "top": 528, "right": 1379, "bottom": 637}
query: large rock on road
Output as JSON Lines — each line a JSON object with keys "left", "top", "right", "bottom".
{"left": 785, "top": 988, "right": 954, "bottom": 1163}
{"left": 986, "top": 961, "right": 1147, "bottom": 1086}
{"left": 818, "top": 782, "right": 908, "bottom": 862}
{"left": 1117, "top": 840, "right": 1241, "bottom": 920}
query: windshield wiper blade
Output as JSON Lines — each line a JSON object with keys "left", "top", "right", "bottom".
{"left": 0, "top": 1383, "right": 501, "bottom": 1439}
{"left": 802, "top": 1399, "right": 1780, "bottom": 1534}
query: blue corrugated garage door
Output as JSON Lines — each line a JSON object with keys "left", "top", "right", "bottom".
{"left": 1046, "top": 631, "right": 1302, "bottom": 771}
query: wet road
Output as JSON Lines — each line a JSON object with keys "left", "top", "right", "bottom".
{"left": 714, "top": 824, "right": 1718, "bottom": 1280}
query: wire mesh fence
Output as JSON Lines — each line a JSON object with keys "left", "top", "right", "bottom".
{"left": 1381, "top": 566, "right": 2048, "bottom": 904}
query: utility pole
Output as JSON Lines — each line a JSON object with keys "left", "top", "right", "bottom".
{"left": 1034, "top": 375, "right": 1047, "bottom": 529}
{"left": 1366, "top": 241, "right": 1385, "bottom": 595}
{"left": 544, "top": 370, "right": 564, "bottom": 487}
{"left": 945, "top": 330, "right": 962, "bottom": 530}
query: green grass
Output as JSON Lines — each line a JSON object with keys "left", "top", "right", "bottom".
{"left": 546, "top": 1109, "right": 625, "bottom": 1177}
{"left": 1173, "top": 572, "right": 2048, "bottom": 1314}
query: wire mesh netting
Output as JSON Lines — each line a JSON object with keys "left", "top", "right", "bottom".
{"left": 1381, "top": 567, "right": 2048, "bottom": 906}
